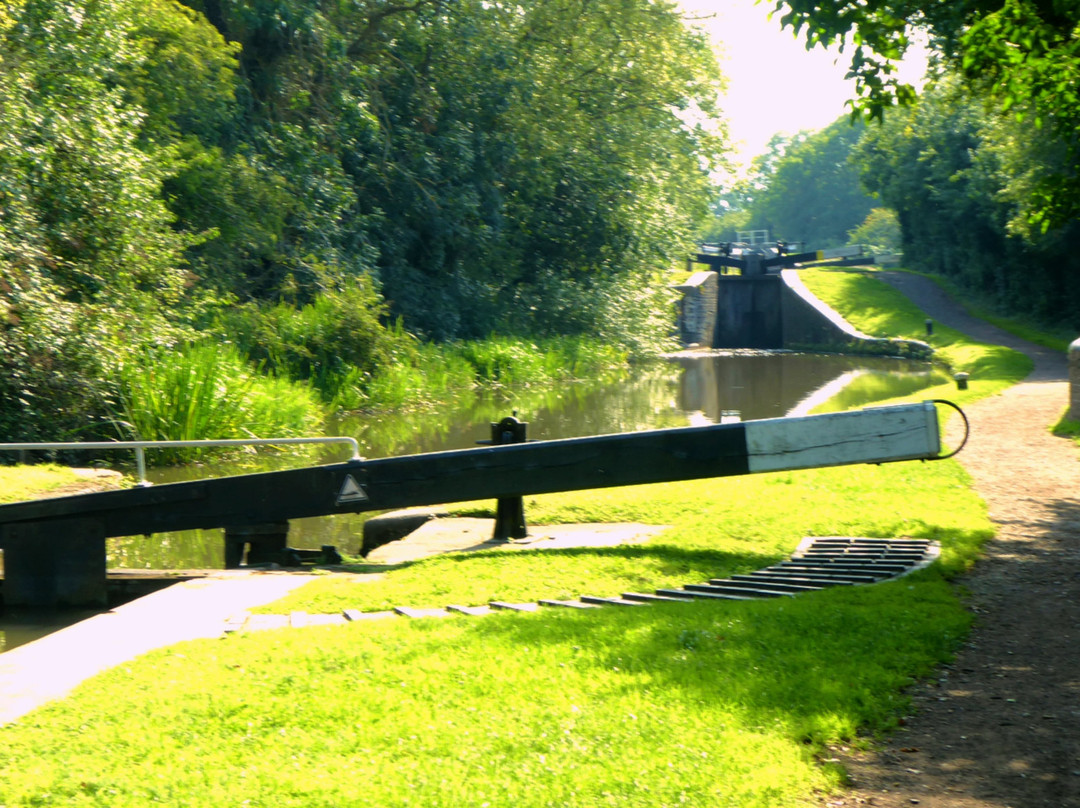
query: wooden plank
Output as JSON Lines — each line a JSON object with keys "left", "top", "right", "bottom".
{"left": 745, "top": 402, "right": 939, "bottom": 473}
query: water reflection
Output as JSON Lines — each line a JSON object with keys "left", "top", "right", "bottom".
{"left": 673, "top": 351, "right": 945, "bottom": 423}
{"left": 109, "top": 351, "right": 946, "bottom": 570}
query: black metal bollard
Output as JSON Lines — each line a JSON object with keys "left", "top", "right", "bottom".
{"left": 925, "top": 318, "right": 934, "bottom": 337}
{"left": 488, "top": 415, "right": 529, "bottom": 542}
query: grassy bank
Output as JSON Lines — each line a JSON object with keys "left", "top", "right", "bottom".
{"left": 0, "top": 465, "right": 102, "bottom": 504}
{"left": 0, "top": 269, "right": 1036, "bottom": 807}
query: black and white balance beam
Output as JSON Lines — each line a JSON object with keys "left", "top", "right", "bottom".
{"left": 0, "top": 401, "right": 946, "bottom": 543}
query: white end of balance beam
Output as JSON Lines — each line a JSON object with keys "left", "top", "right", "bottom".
{"left": 745, "top": 401, "right": 941, "bottom": 473}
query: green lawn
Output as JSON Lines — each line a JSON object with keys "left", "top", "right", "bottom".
{"left": 0, "top": 269, "right": 1039, "bottom": 807}
{"left": 0, "top": 465, "right": 101, "bottom": 504}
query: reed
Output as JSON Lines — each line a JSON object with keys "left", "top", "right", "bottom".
{"left": 116, "top": 343, "right": 324, "bottom": 464}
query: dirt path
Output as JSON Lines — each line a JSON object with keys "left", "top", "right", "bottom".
{"left": 818, "top": 272, "right": 1080, "bottom": 808}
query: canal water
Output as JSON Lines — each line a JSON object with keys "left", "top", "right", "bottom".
{"left": 1, "top": 350, "right": 944, "bottom": 652}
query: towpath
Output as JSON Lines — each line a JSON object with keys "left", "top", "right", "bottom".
{"left": 819, "top": 271, "right": 1080, "bottom": 808}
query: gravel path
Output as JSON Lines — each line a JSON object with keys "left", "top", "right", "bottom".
{"left": 818, "top": 272, "right": 1080, "bottom": 808}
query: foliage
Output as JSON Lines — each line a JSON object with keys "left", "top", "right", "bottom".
{"left": 169, "top": 0, "right": 724, "bottom": 343}
{"left": 2, "top": 0, "right": 728, "bottom": 444}
{"left": 116, "top": 343, "right": 324, "bottom": 463}
{"left": 848, "top": 208, "right": 901, "bottom": 254}
{"left": 0, "top": 0, "right": 210, "bottom": 442}
{"left": 854, "top": 78, "right": 1080, "bottom": 324}
{"left": 219, "top": 274, "right": 413, "bottom": 406}
{"left": 776, "top": 0, "right": 1080, "bottom": 229}
{"left": 709, "top": 118, "right": 877, "bottom": 248}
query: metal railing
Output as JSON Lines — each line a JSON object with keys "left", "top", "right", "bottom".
{"left": 0, "top": 437, "right": 362, "bottom": 486}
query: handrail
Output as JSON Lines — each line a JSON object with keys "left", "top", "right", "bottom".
{"left": 0, "top": 437, "right": 362, "bottom": 486}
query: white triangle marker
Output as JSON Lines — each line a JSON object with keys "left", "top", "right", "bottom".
{"left": 336, "top": 474, "right": 368, "bottom": 505}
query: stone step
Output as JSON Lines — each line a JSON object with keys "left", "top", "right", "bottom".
{"left": 538, "top": 599, "right": 600, "bottom": 609}
{"left": 621, "top": 591, "right": 694, "bottom": 603}
{"left": 683, "top": 582, "right": 794, "bottom": 599}
{"left": 489, "top": 601, "right": 539, "bottom": 612}
{"left": 579, "top": 595, "right": 647, "bottom": 607}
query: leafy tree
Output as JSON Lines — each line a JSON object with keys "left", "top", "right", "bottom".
{"left": 853, "top": 77, "right": 1080, "bottom": 322}
{"left": 0, "top": 0, "right": 206, "bottom": 440}
{"left": 847, "top": 208, "right": 901, "bottom": 254}
{"left": 775, "top": 0, "right": 1080, "bottom": 228}
{"left": 176, "top": 0, "right": 725, "bottom": 343}
{"left": 717, "top": 119, "right": 876, "bottom": 248}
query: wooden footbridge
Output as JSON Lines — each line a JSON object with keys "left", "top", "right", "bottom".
{"left": 0, "top": 401, "right": 957, "bottom": 607}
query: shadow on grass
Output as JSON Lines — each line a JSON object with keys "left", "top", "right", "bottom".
{"left": 461, "top": 567, "right": 968, "bottom": 744}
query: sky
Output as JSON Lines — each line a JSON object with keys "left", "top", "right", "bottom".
{"left": 678, "top": 1, "right": 929, "bottom": 168}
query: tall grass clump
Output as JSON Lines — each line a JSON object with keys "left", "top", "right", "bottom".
{"left": 116, "top": 343, "right": 324, "bottom": 464}
{"left": 452, "top": 336, "right": 628, "bottom": 387}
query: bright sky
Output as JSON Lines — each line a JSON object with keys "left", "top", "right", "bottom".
{"left": 678, "top": 1, "right": 929, "bottom": 168}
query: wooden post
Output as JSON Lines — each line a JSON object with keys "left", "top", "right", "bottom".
{"left": 490, "top": 416, "right": 528, "bottom": 542}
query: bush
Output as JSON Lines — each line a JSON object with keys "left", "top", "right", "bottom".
{"left": 220, "top": 275, "right": 417, "bottom": 406}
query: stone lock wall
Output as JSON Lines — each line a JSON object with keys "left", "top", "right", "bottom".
{"left": 674, "top": 271, "right": 717, "bottom": 347}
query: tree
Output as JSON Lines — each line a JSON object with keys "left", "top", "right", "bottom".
{"left": 775, "top": 0, "right": 1080, "bottom": 228}
{"left": 176, "top": 0, "right": 727, "bottom": 342}
{"left": 723, "top": 119, "right": 876, "bottom": 248}
{"left": 0, "top": 0, "right": 212, "bottom": 439}
{"left": 853, "top": 76, "right": 1080, "bottom": 322}
{"left": 847, "top": 208, "right": 901, "bottom": 253}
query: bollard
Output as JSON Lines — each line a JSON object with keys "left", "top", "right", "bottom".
{"left": 1069, "top": 338, "right": 1080, "bottom": 420}
{"left": 954, "top": 372, "right": 969, "bottom": 390}
{"left": 925, "top": 318, "right": 933, "bottom": 337}
{"left": 488, "top": 415, "right": 529, "bottom": 542}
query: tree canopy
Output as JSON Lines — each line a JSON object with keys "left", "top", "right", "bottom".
{"left": 705, "top": 118, "right": 875, "bottom": 249}
{"left": 0, "top": 0, "right": 727, "bottom": 440}
{"left": 776, "top": 0, "right": 1080, "bottom": 228}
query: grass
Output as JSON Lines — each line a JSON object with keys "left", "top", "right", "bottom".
{"left": 0, "top": 584, "right": 968, "bottom": 808}
{"left": 0, "top": 267, "right": 1043, "bottom": 807}
{"left": 0, "top": 465, "right": 92, "bottom": 504}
